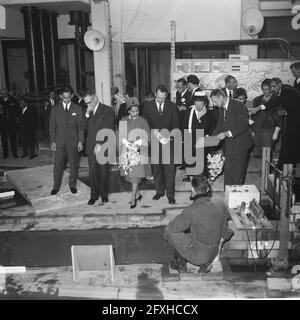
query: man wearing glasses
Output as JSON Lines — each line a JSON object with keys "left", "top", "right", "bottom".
{"left": 49, "top": 86, "right": 84, "bottom": 195}
{"left": 80, "top": 89, "right": 115, "bottom": 205}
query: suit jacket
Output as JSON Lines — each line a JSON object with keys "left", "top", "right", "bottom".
{"left": 0, "top": 96, "right": 21, "bottom": 129}
{"left": 213, "top": 98, "right": 253, "bottom": 154}
{"left": 264, "top": 85, "right": 300, "bottom": 163}
{"left": 221, "top": 87, "right": 236, "bottom": 98}
{"left": 294, "top": 79, "right": 300, "bottom": 92}
{"left": 80, "top": 103, "right": 115, "bottom": 155}
{"left": 176, "top": 89, "right": 192, "bottom": 108}
{"left": 20, "top": 106, "right": 38, "bottom": 143}
{"left": 49, "top": 102, "right": 84, "bottom": 148}
{"left": 78, "top": 98, "right": 87, "bottom": 115}
{"left": 142, "top": 99, "right": 180, "bottom": 132}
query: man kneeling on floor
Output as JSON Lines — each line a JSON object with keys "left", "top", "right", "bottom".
{"left": 164, "top": 174, "right": 234, "bottom": 273}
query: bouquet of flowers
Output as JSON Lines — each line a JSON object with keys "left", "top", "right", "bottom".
{"left": 119, "top": 138, "right": 142, "bottom": 175}
{"left": 207, "top": 152, "right": 225, "bottom": 181}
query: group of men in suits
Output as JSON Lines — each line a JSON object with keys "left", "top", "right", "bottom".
{"left": 49, "top": 86, "right": 115, "bottom": 205}
{"left": 0, "top": 88, "right": 39, "bottom": 160}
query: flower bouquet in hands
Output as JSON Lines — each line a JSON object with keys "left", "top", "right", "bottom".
{"left": 119, "top": 138, "right": 142, "bottom": 175}
{"left": 207, "top": 151, "right": 225, "bottom": 181}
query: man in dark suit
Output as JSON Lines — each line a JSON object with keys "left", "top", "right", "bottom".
{"left": 176, "top": 78, "right": 191, "bottom": 122}
{"left": 211, "top": 89, "right": 253, "bottom": 186}
{"left": 44, "top": 90, "right": 59, "bottom": 137}
{"left": 290, "top": 61, "right": 300, "bottom": 92}
{"left": 251, "top": 77, "right": 300, "bottom": 165}
{"left": 142, "top": 84, "right": 180, "bottom": 204}
{"left": 221, "top": 75, "right": 237, "bottom": 98}
{"left": 80, "top": 89, "right": 115, "bottom": 205}
{"left": 187, "top": 75, "right": 201, "bottom": 102}
{"left": 19, "top": 97, "right": 38, "bottom": 159}
{"left": 0, "top": 88, "right": 21, "bottom": 159}
{"left": 49, "top": 86, "right": 84, "bottom": 195}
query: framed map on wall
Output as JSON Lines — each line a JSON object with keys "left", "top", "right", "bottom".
{"left": 171, "top": 59, "right": 294, "bottom": 102}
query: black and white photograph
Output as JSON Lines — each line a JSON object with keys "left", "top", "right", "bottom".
{"left": 1, "top": 0, "right": 300, "bottom": 307}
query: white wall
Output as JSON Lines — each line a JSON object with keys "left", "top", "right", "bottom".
{"left": 110, "top": 0, "right": 242, "bottom": 43}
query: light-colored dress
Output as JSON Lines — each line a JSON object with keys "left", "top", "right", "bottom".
{"left": 119, "top": 115, "right": 151, "bottom": 183}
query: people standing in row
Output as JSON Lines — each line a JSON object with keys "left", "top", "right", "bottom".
{"left": 290, "top": 61, "right": 300, "bottom": 92}
{"left": 19, "top": 97, "right": 38, "bottom": 159}
{"left": 49, "top": 86, "right": 84, "bottom": 195}
{"left": 252, "top": 78, "right": 281, "bottom": 158}
{"left": 251, "top": 77, "right": 300, "bottom": 166}
{"left": 0, "top": 88, "right": 21, "bottom": 159}
{"left": 80, "top": 89, "right": 115, "bottom": 205}
{"left": 143, "top": 85, "right": 180, "bottom": 205}
{"left": 181, "top": 91, "right": 216, "bottom": 186}
{"left": 119, "top": 101, "right": 151, "bottom": 209}
{"left": 211, "top": 89, "right": 253, "bottom": 186}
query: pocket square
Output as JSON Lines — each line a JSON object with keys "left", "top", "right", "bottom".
{"left": 72, "top": 113, "right": 77, "bottom": 116}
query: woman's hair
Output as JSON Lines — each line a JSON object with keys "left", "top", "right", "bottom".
{"left": 192, "top": 95, "right": 209, "bottom": 107}
{"left": 235, "top": 87, "right": 248, "bottom": 101}
{"left": 191, "top": 174, "right": 211, "bottom": 195}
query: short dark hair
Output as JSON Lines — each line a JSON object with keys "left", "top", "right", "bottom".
{"left": 235, "top": 87, "right": 248, "bottom": 100}
{"left": 145, "top": 91, "right": 155, "bottom": 99}
{"left": 224, "top": 75, "right": 236, "bottom": 84}
{"left": 192, "top": 95, "right": 209, "bottom": 107}
{"left": 271, "top": 77, "right": 282, "bottom": 85}
{"left": 155, "top": 84, "right": 168, "bottom": 94}
{"left": 177, "top": 78, "right": 187, "bottom": 86}
{"left": 187, "top": 75, "right": 199, "bottom": 86}
{"left": 210, "top": 89, "right": 225, "bottom": 98}
{"left": 261, "top": 78, "right": 272, "bottom": 89}
{"left": 290, "top": 61, "right": 300, "bottom": 70}
{"left": 61, "top": 85, "right": 74, "bottom": 95}
{"left": 82, "top": 89, "right": 95, "bottom": 98}
{"left": 191, "top": 174, "right": 210, "bottom": 195}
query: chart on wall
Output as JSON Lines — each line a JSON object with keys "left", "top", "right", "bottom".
{"left": 171, "top": 59, "right": 294, "bottom": 101}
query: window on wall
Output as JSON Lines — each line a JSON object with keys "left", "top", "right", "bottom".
{"left": 259, "top": 16, "right": 300, "bottom": 59}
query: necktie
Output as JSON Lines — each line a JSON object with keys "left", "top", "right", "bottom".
{"left": 158, "top": 103, "right": 163, "bottom": 117}
{"left": 229, "top": 91, "right": 232, "bottom": 98}
{"left": 65, "top": 103, "right": 68, "bottom": 113}
{"left": 223, "top": 107, "right": 226, "bottom": 121}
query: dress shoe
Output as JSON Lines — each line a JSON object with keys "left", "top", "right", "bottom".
{"left": 101, "top": 197, "right": 108, "bottom": 203}
{"left": 130, "top": 199, "right": 137, "bottom": 209}
{"left": 70, "top": 187, "right": 77, "bottom": 194}
{"left": 128, "top": 194, "right": 143, "bottom": 204}
{"left": 183, "top": 176, "right": 190, "bottom": 182}
{"left": 21, "top": 154, "right": 28, "bottom": 158}
{"left": 13, "top": 155, "right": 18, "bottom": 159}
{"left": 2, "top": 155, "right": 8, "bottom": 159}
{"left": 178, "top": 165, "right": 186, "bottom": 170}
{"left": 51, "top": 189, "right": 59, "bottom": 195}
{"left": 29, "top": 154, "right": 37, "bottom": 159}
{"left": 88, "top": 198, "right": 96, "bottom": 205}
{"left": 153, "top": 194, "right": 163, "bottom": 200}
{"left": 168, "top": 197, "right": 176, "bottom": 204}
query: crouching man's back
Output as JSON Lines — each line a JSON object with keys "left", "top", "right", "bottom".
{"left": 164, "top": 175, "right": 233, "bottom": 272}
